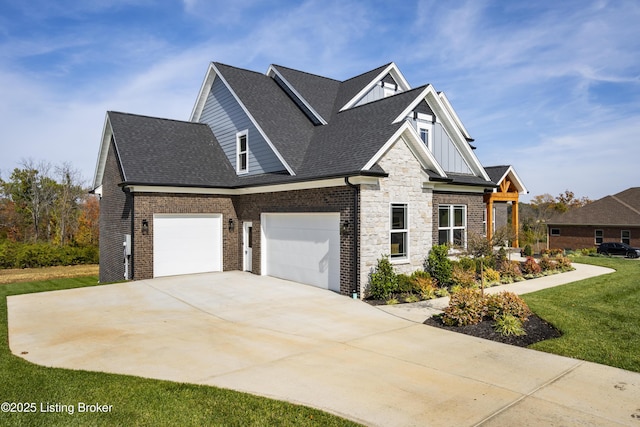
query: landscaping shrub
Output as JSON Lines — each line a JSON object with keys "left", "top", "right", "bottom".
{"left": 456, "top": 256, "right": 477, "bottom": 273}
{"left": 493, "top": 314, "right": 526, "bottom": 336}
{"left": 368, "top": 256, "right": 398, "bottom": 300}
{"left": 522, "top": 244, "right": 533, "bottom": 257}
{"left": 451, "top": 264, "right": 477, "bottom": 288}
{"left": 442, "top": 288, "right": 486, "bottom": 326}
{"left": 396, "top": 274, "right": 414, "bottom": 294}
{"left": 541, "top": 248, "right": 564, "bottom": 256}
{"left": 425, "top": 244, "right": 452, "bottom": 286}
{"left": 556, "top": 256, "right": 573, "bottom": 271}
{"left": 538, "top": 256, "right": 557, "bottom": 272}
{"left": 410, "top": 273, "right": 437, "bottom": 300}
{"left": 485, "top": 291, "right": 532, "bottom": 322}
{"left": 403, "top": 294, "right": 420, "bottom": 303}
{"left": 482, "top": 267, "right": 501, "bottom": 286}
{"left": 498, "top": 260, "right": 523, "bottom": 282}
{"left": 0, "top": 241, "right": 99, "bottom": 269}
{"left": 522, "top": 256, "right": 542, "bottom": 275}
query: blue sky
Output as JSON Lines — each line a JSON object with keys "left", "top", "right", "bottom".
{"left": 1, "top": 0, "right": 639, "bottom": 201}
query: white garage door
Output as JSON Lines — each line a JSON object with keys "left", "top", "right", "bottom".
{"left": 262, "top": 213, "right": 340, "bottom": 291}
{"left": 153, "top": 214, "right": 222, "bottom": 277}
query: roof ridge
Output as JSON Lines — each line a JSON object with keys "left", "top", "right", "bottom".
{"left": 108, "top": 111, "right": 205, "bottom": 126}
{"left": 341, "top": 62, "right": 393, "bottom": 83}
{"left": 611, "top": 194, "right": 640, "bottom": 216}
{"left": 271, "top": 64, "right": 341, "bottom": 83}
{"left": 214, "top": 62, "right": 265, "bottom": 77}
{"left": 336, "top": 85, "right": 428, "bottom": 113}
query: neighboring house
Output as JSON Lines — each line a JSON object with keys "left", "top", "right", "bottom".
{"left": 92, "top": 61, "right": 526, "bottom": 297}
{"left": 547, "top": 187, "right": 640, "bottom": 250}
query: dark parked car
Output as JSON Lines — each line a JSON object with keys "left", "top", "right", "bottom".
{"left": 597, "top": 242, "right": 640, "bottom": 258}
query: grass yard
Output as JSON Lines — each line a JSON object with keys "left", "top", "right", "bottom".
{"left": 0, "top": 276, "right": 362, "bottom": 426}
{"left": 523, "top": 256, "right": 640, "bottom": 373}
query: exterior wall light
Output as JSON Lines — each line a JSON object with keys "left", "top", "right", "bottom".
{"left": 141, "top": 219, "right": 149, "bottom": 235}
{"left": 228, "top": 218, "right": 234, "bottom": 232}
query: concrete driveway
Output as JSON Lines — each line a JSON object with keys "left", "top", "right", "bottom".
{"left": 8, "top": 272, "right": 640, "bottom": 426}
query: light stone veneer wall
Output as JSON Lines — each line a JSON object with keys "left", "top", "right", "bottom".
{"left": 359, "top": 137, "right": 433, "bottom": 295}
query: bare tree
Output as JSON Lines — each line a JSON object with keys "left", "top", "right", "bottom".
{"left": 53, "top": 162, "right": 86, "bottom": 245}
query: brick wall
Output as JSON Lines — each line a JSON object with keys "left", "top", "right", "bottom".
{"left": 432, "top": 191, "right": 485, "bottom": 247}
{"left": 233, "top": 186, "right": 356, "bottom": 295}
{"left": 548, "top": 225, "right": 640, "bottom": 250}
{"left": 99, "top": 140, "right": 133, "bottom": 283}
{"left": 132, "top": 193, "right": 238, "bottom": 279}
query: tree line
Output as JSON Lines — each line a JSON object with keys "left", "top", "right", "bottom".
{"left": 0, "top": 159, "right": 99, "bottom": 247}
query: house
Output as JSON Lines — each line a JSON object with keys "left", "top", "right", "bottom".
{"left": 92, "top": 61, "right": 527, "bottom": 297}
{"left": 547, "top": 187, "right": 640, "bottom": 250}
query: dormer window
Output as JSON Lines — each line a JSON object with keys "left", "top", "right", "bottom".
{"left": 236, "top": 130, "right": 248, "bottom": 174}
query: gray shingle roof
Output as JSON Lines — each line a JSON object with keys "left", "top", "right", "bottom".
{"left": 334, "top": 63, "right": 392, "bottom": 113}
{"left": 213, "top": 63, "right": 316, "bottom": 173}
{"left": 109, "top": 111, "right": 236, "bottom": 187}
{"left": 484, "top": 165, "right": 511, "bottom": 185}
{"left": 270, "top": 65, "right": 341, "bottom": 122}
{"left": 548, "top": 187, "right": 640, "bottom": 226}
{"left": 107, "top": 62, "right": 497, "bottom": 191}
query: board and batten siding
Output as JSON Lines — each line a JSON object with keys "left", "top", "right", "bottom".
{"left": 432, "top": 122, "right": 473, "bottom": 174}
{"left": 199, "top": 77, "right": 285, "bottom": 175}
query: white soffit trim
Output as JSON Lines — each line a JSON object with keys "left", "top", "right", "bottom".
{"left": 92, "top": 113, "right": 113, "bottom": 190}
{"left": 267, "top": 65, "right": 328, "bottom": 125}
{"left": 340, "top": 62, "right": 411, "bottom": 112}
{"left": 495, "top": 166, "right": 529, "bottom": 194}
{"left": 438, "top": 92, "right": 472, "bottom": 141}
{"left": 123, "top": 176, "right": 379, "bottom": 196}
{"left": 190, "top": 62, "right": 217, "bottom": 122}
{"left": 433, "top": 183, "right": 486, "bottom": 194}
{"left": 392, "top": 85, "right": 435, "bottom": 124}
{"left": 361, "top": 122, "right": 447, "bottom": 177}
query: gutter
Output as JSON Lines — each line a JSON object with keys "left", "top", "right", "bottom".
{"left": 345, "top": 177, "right": 360, "bottom": 299}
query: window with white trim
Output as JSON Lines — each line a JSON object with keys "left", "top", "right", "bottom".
{"left": 390, "top": 204, "right": 408, "bottom": 260}
{"left": 417, "top": 121, "right": 432, "bottom": 150}
{"left": 595, "top": 229, "right": 603, "bottom": 245}
{"left": 622, "top": 230, "right": 630, "bottom": 245}
{"left": 236, "top": 130, "right": 248, "bottom": 174}
{"left": 550, "top": 228, "right": 560, "bottom": 236}
{"left": 439, "top": 205, "right": 466, "bottom": 247}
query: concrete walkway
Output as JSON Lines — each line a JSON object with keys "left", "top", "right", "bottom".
{"left": 8, "top": 265, "right": 640, "bottom": 426}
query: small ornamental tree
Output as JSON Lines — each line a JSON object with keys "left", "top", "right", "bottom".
{"left": 425, "top": 244, "right": 452, "bottom": 287}
{"left": 368, "top": 256, "right": 398, "bottom": 300}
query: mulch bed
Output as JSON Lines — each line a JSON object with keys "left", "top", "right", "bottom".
{"left": 423, "top": 314, "right": 562, "bottom": 347}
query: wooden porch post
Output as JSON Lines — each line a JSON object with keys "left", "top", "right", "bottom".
{"left": 486, "top": 198, "right": 494, "bottom": 243}
{"left": 512, "top": 199, "right": 519, "bottom": 248}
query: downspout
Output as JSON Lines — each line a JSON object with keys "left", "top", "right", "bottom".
{"left": 345, "top": 177, "right": 359, "bottom": 298}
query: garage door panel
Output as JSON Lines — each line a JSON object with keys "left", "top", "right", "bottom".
{"left": 153, "top": 214, "right": 222, "bottom": 277}
{"left": 263, "top": 213, "right": 340, "bottom": 291}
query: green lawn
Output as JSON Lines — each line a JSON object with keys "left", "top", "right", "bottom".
{"left": 0, "top": 277, "right": 362, "bottom": 426}
{"left": 523, "top": 256, "right": 640, "bottom": 372}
